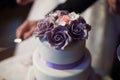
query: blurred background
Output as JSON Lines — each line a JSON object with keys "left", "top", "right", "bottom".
{"left": 0, "top": 0, "right": 31, "bottom": 51}
{"left": 0, "top": 0, "right": 120, "bottom": 80}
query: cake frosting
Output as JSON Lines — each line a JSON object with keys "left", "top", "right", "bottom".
{"left": 36, "top": 39, "right": 85, "bottom": 64}
{"left": 33, "top": 48, "right": 92, "bottom": 80}
{"left": 32, "top": 10, "right": 96, "bottom": 80}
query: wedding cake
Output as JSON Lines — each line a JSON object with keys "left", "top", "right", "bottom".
{"left": 32, "top": 10, "right": 97, "bottom": 80}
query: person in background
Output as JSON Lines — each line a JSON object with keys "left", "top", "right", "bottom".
{"left": 15, "top": 0, "right": 120, "bottom": 39}
{"left": 15, "top": 0, "right": 97, "bottom": 40}
{"left": 16, "top": 0, "right": 37, "bottom": 39}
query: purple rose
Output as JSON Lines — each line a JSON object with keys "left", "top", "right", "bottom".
{"left": 68, "top": 20, "right": 90, "bottom": 40}
{"left": 46, "top": 26, "right": 71, "bottom": 50}
{"left": 33, "top": 17, "right": 54, "bottom": 39}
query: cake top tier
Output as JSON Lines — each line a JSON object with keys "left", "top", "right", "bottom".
{"left": 33, "top": 10, "right": 91, "bottom": 50}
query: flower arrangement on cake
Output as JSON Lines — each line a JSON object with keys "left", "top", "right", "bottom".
{"left": 33, "top": 10, "right": 91, "bottom": 50}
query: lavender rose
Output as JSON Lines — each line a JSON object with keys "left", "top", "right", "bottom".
{"left": 33, "top": 17, "right": 54, "bottom": 40}
{"left": 68, "top": 20, "right": 91, "bottom": 40}
{"left": 46, "top": 26, "right": 71, "bottom": 50}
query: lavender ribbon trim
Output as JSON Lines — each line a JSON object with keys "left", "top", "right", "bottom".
{"left": 39, "top": 54, "right": 86, "bottom": 70}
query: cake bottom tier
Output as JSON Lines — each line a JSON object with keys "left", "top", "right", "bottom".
{"left": 33, "top": 50, "right": 95, "bottom": 80}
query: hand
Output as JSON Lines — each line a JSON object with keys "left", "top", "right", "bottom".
{"left": 108, "top": 0, "right": 116, "bottom": 14}
{"left": 108, "top": 0, "right": 120, "bottom": 15}
{"left": 16, "top": 20, "right": 38, "bottom": 40}
{"left": 16, "top": 0, "right": 33, "bottom": 5}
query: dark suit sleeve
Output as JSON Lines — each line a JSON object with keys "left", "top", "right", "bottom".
{"left": 53, "top": 0, "right": 97, "bottom": 13}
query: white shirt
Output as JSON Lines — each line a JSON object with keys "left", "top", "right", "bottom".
{"left": 27, "top": 0, "right": 66, "bottom": 20}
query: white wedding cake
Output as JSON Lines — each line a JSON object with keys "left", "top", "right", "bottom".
{"left": 32, "top": 10, "right": 99, "bottom": 80}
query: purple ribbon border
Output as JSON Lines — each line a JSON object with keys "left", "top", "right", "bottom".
{"left": 39, "top": 53, "right": 87, "bottom": 70}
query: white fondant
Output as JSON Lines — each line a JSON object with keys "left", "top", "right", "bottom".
{"left": 33, "top": 50, "right": 93, "bottom": 80}
{"left": 36, "top": 38, "right": 85, "bottom": 64}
